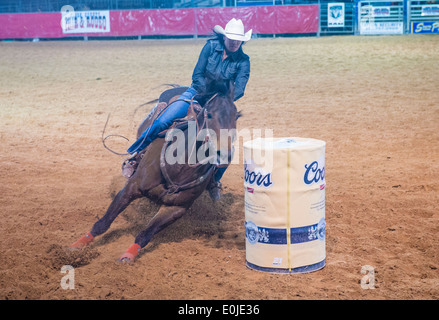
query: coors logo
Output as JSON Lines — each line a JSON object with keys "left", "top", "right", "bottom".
{"left": 244, "top": 163, "right": 273, "bottom": 188}
{"left": 304, "top": 160, "right": 325, "bottom": 185}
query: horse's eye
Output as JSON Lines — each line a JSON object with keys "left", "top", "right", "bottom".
{"left": 207, "top": 113, "right": 213, "bottom": 119}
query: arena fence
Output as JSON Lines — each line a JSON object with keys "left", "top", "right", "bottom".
{"left": 357, "top": 0, "right": 405, "bottom": 35}
{"left": 0, "top": 0, "right": 308, "bottom": 13}
{"left": 0, "top": 0, "right": 438, "bottom": 40}
{"left": 0, "top": 4, "right": 320, "bottom": 39}
{"left": 408, "top": 0, "right": 439, "bottom": 34}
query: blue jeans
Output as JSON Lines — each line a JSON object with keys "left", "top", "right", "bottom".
{"left": 127, "top": 86, "right": 227, "bottom": 182}
{"left": 214, "top": 166, "right": 227, "bottom": 183}
{"left": 127, "top": 87, "right": 197, "bottom": 155}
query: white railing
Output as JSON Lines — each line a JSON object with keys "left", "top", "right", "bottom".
{"left": 358, "top": 0, "right": 405, "bottom": 35}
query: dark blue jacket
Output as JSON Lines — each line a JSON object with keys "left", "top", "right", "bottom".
{"left": 191, "top": 39, "right": 250, "bottom": 101}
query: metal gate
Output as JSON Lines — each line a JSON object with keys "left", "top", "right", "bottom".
{"left": 408, "top": 0, "right": 439, "bottom": 34}
{"left": 319, "top": 1, "right": 355, "bottom": 35}
{"left": 357, "top": 0, "right": 405, "bottom": 35}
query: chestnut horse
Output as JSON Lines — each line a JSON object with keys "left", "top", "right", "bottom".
{"left": 69, "top": 79, "right": 239, "bottom": 262}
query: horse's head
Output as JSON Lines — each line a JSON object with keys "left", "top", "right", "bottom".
{"left": 196, "top": 79, "right": 241, "bottom": 167}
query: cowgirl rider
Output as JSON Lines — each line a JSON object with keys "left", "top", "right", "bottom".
{"left": 123, "top": 18, "right": 252, "bottom": 201}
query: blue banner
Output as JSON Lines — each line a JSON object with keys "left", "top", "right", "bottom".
{"left": 412, "top": 21, "right": 439, "bottom": 34}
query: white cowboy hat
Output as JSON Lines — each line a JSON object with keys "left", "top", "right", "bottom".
{"left": 213, "top": 18, "right": 252, "bottom": 42}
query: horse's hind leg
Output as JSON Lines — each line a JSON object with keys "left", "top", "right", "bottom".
{"left": 70, "top": 181, "right": 142, "bottom": 249}
{"left": 119, "top": 205, "right": 186, "bottom": 262}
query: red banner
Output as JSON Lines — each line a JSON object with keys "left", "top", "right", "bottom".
{"left": 110, "top": 9, "right": 196, "bottom": 37}
{"left": 273, "top": 5, "right": 319, "bottom": 34}
{"left": 195, "top": 7, "right": 258, "bottom": 35}
{"left": 195, "top": 5, "right": 319, "bottom": 35}
{"left": 0, "top": 5, "right": 319, "bottom": 39}
{"left": 0, "top": 12, "right": 63, "bottom": 39}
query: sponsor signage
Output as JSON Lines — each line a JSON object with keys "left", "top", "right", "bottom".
{"left": 360, "top": 21, "right": 403, "bottom": 35}
{"left": 328, "top": 3, "right": 345, "bottom": 27}
{"left": 61, "top": 10, "right": 110, "bottom": 34}
{"left": 372, "top": 7, "right": 391, "bottom": 17}
{"left": 421, "top": 5, "right": 439, "bottom": 16}
{"left": 412, "top": 21, "right": 439, "bottom": 33}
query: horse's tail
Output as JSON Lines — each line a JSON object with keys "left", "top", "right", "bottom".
{"left": 136, "top": 98, "right": 158, "bottom": 108}
{"left": 137, "top": 83, "right": 182, "bottom": 108}
{"left": 162, "top": 83, "right": 182, "bottom": 88}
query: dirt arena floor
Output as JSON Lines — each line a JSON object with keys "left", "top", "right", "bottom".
{"left": 1, "top": 35, "right": 438, "bottom": 300}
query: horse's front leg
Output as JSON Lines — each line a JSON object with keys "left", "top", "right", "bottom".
{"left": 119, "top": 204, "right": 186, "bottom": 263}
{"left": 69, "top": 181, "right": 142, "bottom": 249}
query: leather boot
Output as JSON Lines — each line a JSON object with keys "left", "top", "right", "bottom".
{"left": 122, "top": 152, "right": 138, "bottom": 178}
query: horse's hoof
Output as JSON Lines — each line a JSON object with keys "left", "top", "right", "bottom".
{"left": 69, "top": 232, "right": 94, "bottom": 250}
{"left": 207, "top": 181, "right": 222, "bottom": 202}
{"left": 118, "top": 256, "right": 133, "bottom": 264}
{"left": 119, "top": 244, "right": 141, "bottom": 263}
